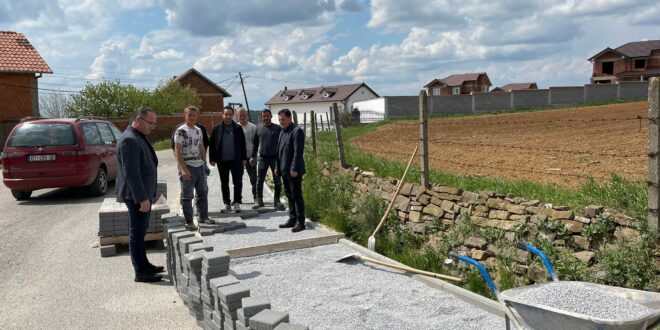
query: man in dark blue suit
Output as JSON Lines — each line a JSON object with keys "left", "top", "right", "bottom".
{"left": 275, "top": 109, "right": 306, "bottom": 233}
{"left": 116, "top": 107, "right": 164, "bottom": 283}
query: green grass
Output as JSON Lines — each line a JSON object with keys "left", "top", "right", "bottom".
{"left": 152, "top": 139, "right": 171, "bottom": 151}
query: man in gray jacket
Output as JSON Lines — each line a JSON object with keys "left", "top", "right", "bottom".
{"left": 275, "top": 109, "right": 306, "bottom": 232}
{"left": 116, "top": 107, "right": 163, "bottom": 283}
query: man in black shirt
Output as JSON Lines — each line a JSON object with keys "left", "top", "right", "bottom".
{"left": 252, "top": 109, "right": 284, "bottom": 210}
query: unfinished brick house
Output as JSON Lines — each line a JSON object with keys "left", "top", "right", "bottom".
{"left": 0, "top": 31, "right": 52, "bottom": 144}
{"left": 491, "top": 82, "right": 539, "bottom": 93}
{"left": 589, "top": 39, "right": 660, "bottom": 84}
{"left": 424, "top": 72, "right": 492, "bottom": 96}
{"left": 174, "top": 68, "right": 232, "bottom": 112}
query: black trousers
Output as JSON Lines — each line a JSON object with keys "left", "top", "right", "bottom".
{"left": 126, "top": 201, "right": 152, "bottom": 276}
{"left": 282, "top": 174, "right": 305, "bottom": 223}
{"left": 218, "top": 160, "right": 243, "bottom": 205}
{"left": 256, "top": 157, "right": 281, "bottom": 201}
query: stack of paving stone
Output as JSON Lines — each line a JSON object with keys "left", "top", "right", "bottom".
{"left": 97, "top": 198, "right": 168, "bottom": 237}
{"left": 178, "top": 236, "right": 203, "bottom": 316}
{"left": 218, "top": 282, "right": 251, "bottom": 329}
{"left": 165, "top": 223, "right": 310, "bottom": 330}
{"left": 236, "top": 296, "right": 271, "bottom": 329}
{"left": 116, "top": 180, "right": 167, "bottom": 202}
{"left": 161, "top": 213, "right": 188, "bottom": 283}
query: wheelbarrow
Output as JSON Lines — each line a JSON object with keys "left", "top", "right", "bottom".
{"left": 449, "top": 242, "right": 660, "bottom": 330}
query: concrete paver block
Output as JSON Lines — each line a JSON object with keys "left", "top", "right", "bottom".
{"left": 100, "top": 245, "right": 116, "bottom": 257}
{"left": 241, "top": 295, "right": 271, "bottom": 317}
{"left": 249, "top": 309, "right": 289, "bottom": 330}
{"left": 273, "top": 323, "right": 309, "bottom": 330}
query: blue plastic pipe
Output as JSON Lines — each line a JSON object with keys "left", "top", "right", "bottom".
{"left": 518, "top": 242, "right": 559, "bottom": 281}
{"left": 448, "top": 252, "right": 499, "bottom": 296}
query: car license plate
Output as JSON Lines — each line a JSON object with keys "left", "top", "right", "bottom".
{"left": 28, "top": 154, "right": 56, "bottom": 162}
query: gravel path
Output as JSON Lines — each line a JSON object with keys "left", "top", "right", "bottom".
{"left": 202, "top": 213, "right": 327, "bottom": 251}
{"left": 229, "top": 243, "right": 504, "bottom": 330}
{"left": 512, "top": 281, "right": 656, "bottom": 320}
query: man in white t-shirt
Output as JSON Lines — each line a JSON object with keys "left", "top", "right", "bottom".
{"left": 237, "top": 108, "right": 258, "bottom": 205}
{"left": 174, "top": 106, "right": 209, "bottom": 230}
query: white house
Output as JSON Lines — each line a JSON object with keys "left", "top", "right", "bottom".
{"left": 265, "top": 83, "right": 379, "bottom": 124}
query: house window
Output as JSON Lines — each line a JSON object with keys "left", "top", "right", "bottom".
{"left": 602, "top": 61, "right": 614, "bottom": 75}
{"left": 482, "top": 86, "right": 488, "bottom": 92}
{"left": 635, "top": 59, "right": 646, "bottom": 69}
{"left": 433, "top": 88, "right": 441, "bottom": 95}
{"left": 452, "top": 87, "right": 461, "bottom": 95}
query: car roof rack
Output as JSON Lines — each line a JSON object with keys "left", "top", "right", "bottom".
{"left": 19, "top": 116, "right": 45, "bottom": 123}
{"left": 75, "top": 116, "right": 107, "bottom": 122}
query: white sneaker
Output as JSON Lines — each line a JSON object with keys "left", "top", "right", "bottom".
{"left": 232, "top": 202, "right": 241, "bottom": 213}
{"left": 221, "top": 204, "right": 231, "bottom": 213}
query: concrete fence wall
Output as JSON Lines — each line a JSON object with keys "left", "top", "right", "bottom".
{"left": 385, "top": 82, "right": 649, "bottom": 118}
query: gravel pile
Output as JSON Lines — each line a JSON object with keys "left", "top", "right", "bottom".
{"left": 202, "top": 213, "right": 326, "bottom": 251}
{"left": 512, "top": 281, "right": 656, "bottom": 320}
{"left": 229, "top": 243, "right": 504, "bottom": 330}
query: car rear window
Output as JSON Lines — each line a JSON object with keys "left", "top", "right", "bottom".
{"left": 8, "top": 123, "right": 77, "bottom": 147}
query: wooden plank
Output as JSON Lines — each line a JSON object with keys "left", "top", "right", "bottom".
{"left": 99, "top": 232, "right": 165, "bottom": 246}
{"left": 225, "top": 233, "right": 345, "bottom": 258}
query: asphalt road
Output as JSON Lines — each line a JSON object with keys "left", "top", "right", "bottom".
{"left": 0, "top": 150, "right": 197, "bottom": 330}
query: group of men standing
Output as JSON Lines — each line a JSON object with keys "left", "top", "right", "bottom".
{"left": 116, "top": 105, "right": 307, "bottom": 283}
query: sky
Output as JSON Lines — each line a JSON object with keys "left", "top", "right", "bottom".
{"left": 1, "top": 0, "right": 659, "bottom": 110}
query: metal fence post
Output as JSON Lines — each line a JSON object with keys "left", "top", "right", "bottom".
{"left": 292, "top": 111, "right": 298, "bottom": 125}
{"left": 648, "top": 77, "right": 660, "bottom": 236}
{"left": 419, "top": 89, "right": 430, "bottom": 188}
{"left": 303, "top": 112, "right": 307, "bottom": 136}
{"left": 332, "top": 103, "right": 347, "bottom": 168}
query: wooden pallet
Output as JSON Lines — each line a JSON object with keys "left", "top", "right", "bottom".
{"left": 99, "top": 232, "right": 165, "bottom": 246}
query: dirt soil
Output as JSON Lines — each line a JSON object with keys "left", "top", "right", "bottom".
{"left": 353, "top": 101, "right": 649, "bottom": 189}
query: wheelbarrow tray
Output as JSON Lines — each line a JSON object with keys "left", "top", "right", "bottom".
{"left": 500, "top": 281, "right": 660, "bottom": 330}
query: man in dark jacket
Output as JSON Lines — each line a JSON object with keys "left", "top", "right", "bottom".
{"left": 275, "top": 108, "right": 306, "bottom": 232}
{"left": 116, "top": 107, "right": 163, "bottom": 283}
{"left": 251, "top": 109, "right": 284, "bottom": 210}
{"left": 209, "top": 106, "right": 247, "bottom": 213}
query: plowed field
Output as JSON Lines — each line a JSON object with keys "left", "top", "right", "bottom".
{"left": 353, "top": 101, "right": 649, "bottom": 189}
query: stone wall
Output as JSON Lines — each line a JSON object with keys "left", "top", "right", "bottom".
{"left": 323, "top": 162, "right": 652, "bottom": 282}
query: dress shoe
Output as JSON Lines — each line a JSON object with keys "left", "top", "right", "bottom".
{"left": 147, "top": 265, "right": 165, "bottom": 273}
{"left": 278, "top": 219, "right": 296, "bottom": 228}
{"left": 134, "top": 273, "right": 162, "bottom": 283}
{"left": 291, "top": 222, "right": 306, "bottom": 233}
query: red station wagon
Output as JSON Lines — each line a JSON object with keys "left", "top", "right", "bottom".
{"left": 1, "top": 117, "right": 122, "bottom": 200}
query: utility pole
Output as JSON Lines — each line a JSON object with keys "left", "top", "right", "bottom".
{"left": 239, "top": 72, "right": 251, "bottom": 119}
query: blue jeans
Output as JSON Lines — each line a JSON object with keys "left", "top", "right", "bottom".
{"left": 180, "top": 165, "right": 208, "bottom": 223}
{"left": 126, "top": 201, "right": 152, "bottom": 275}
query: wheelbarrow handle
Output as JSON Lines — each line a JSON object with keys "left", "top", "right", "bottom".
{"left": 517, "top": 242, "right": 559, "bottom": 281}
{"left": 449, "top": 252, "right": 499, "bottom": 296}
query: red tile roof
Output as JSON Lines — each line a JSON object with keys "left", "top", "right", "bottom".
{"left": 266, "top": 83, "right": 378, "bottom": 105}
{"left": 0, "top": 31, "right": 52, "bottom": 73}
{"left": 424, "top": 72, "right": 491, "bottom": 88}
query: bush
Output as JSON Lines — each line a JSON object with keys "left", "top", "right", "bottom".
{"left": 595, "top": 237, "right": 659, "bottom": 291}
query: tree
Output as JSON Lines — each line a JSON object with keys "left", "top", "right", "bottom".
{"left": 64, "top": 79, "right": 199, "bottom": 118}
{"left": 39, "top": 92, "right": 71, "bottom": 118}
{"left": 66, "top": 80, "right": 149, "bottom": 118}
{"left": 149, "top": 79, "right": 201, "bottom": 114}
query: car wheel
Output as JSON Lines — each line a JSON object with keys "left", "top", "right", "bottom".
{"left": 11, "top": 189, "right": 32, "bottom": 201}
{"left": 88, "top": 167, "right": 108, "bottom": 196}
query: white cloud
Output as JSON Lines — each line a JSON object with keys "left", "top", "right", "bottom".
{"left": 153, "top": 48, "right": 185, "bottom": 60}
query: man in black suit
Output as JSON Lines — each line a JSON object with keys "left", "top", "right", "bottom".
{"left": 116, "top": 107, "right": 164, "bottom": 283}
{"left": 275, "top": 109, "right": 306, "bottom": 233}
